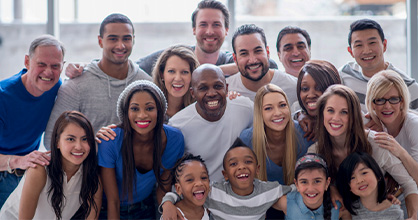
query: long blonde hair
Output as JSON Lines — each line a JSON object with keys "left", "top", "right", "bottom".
{"left": 252, "top": 84, "right": 297, "bottom": 184}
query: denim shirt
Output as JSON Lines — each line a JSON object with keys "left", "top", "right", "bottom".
{"left": 285, "top": 191, "right": 340, "bottom": 220}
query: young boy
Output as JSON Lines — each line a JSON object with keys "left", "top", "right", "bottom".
{"left": 160, "top": 138, "right": 293, "bottom": 219}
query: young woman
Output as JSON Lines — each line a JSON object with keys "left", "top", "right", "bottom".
{"left": 308, "top": 84, "right": 418, "bottom": 219}
{"left": 365, "top": 70, "right": 418, "bottom": 181}
{"left": 98, "top": 80, "right": 184, "bottom": 219}
{"left": 295, "top": 60, "right": 341, "bottom": 141}
{"left": 153, "top": 45, "right": 200, "bottom": 123}
{"left": 240, "top": 84, "right": 312, "bottom": 219}
{"left": 337, "top": 152, "right": 403, "bottom": 219}
{"left": 0, "top": 111, "right": 101, "bottom": 219}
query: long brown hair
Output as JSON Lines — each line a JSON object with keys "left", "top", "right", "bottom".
{"left": 316, "top": 85, "right": 371, "bottom": 178}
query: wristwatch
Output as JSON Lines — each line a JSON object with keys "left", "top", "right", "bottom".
{"left": 7, "top": 156, "right": 14, "bottom": 174}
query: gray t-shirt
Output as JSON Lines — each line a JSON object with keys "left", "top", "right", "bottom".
{"left": 352, "top": 200, "right": 403, "bottom": 220}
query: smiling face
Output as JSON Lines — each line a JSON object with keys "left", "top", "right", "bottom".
{"left": 163, "top": 55, "right": 192, "bottom": 99}
{"left": 348, "top": 29, "right": 387, "bottom": 77}
{"left": 295, "top": 168, "right": 330, "bottom": 210}
{"left": 23, "top": 45, "right": 64, "bottom": 97}
{"left": 99, "top": 23, "right": 134, "bottom": 65}
{"left": 233, "top": 33, "right": 270, "bottom": 82}
{"left": 372, "top": 86, "right": 403, "bottom": 128}
{"left": 262, "top": 92, "right": 290, "bottom": 133}
{"left": 222, "top": 147, "right": 259, "bottom": 196}
{"left": 193, "top": 8, "right": 228, "bottom": 54}
{"left": 349, "top": 163, "right": 378, "bottom": 200}
{"left": 175, "top": 161, "right": 210, "bottom": 208}
{"left": 300, "top": 73, "right": 322, "bottom": 117}
{"left": 58, "top": 122, "right": 90, "bottom": 169}
{"left": 323, "top": 95, "right": 349, "bottom": 140}
{"left": 278, "top": 33, "right": 311, "bottom": 77}
{"left": 128, "top": 91, "right": 158, "bottom": 136}
{"left": 191, "top": 66, "right": 227, "bottom": 122}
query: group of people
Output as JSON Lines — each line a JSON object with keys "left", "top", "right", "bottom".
{"left": 1, "top": 0, "right": 418, "bottom": 219}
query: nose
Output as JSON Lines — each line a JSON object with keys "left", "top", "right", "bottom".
{"left": 206, "top": 25, "right": 214, "bottom": 35}
{"left": 291, "top": 47, "right": 300, "bottom": 56}
{"left": 43, "top": 66, "right": 53, "bottom": 76}
{"left": 383, "top": 100, "right": 392, "bottom": 108}
{"left": 74, "top": 140, "right": 83, "bottom": 150}
{"left": 248, "top": 53, "right": 257, "bottom": 64}
{"left": 207, "top": 86, "right": 217, "bottom": 97}
{"left": 174, "top": 72, "right": 181, "bottom": 81}
{"left": 363, "top": 44, "right": 372, "bottom": 54}
{"left": 139, "top": 109, "right": 148, "bottom": 118}
{"left": 116, "top": 39, "right": 126, "bottom": 49}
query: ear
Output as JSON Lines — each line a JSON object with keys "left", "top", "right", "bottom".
{"left": 24, "top": 55, "right": 30, "bottom": 69}
{"left": 347, "top": 46, "right": 354, "bottom": 58}
{"left": 233, "top": 53, "right": 237, "bottom": 63}
{"left": 193, "top": 27, "right": 196, "bottom": 36}
{"left": 222, "top": 170, "right": 229, "bottom": 181}
{"left": 266, "top": 46, "right": 270, "bottom": 59}
{"left": 190, "top": 87, "right": 195, "bottom": 99}
{"left": 325, "top": 177, "right": 331, "bottom": 190}
{"left": 256, "top": 164, "right": 260, "bottom": 176}
{"left": 225, "top": 83, "right": 228, "bottom": 94}
{"left": 225, "top": 28, "right": 229, "bottom": 36}
{"left": 294, "top": 178, "right": 299, "bottom": 191}
{"left": 382, "top": 39, "right": 387, "bottom": 53}
{"left": 277, "top": 51, "right": 282, "bottom": 61}
{"left": 175, "top": 183, "right": 182, "bottom": 196}
{"left": 98, "top": 35, "right": 104, "bottom": 48}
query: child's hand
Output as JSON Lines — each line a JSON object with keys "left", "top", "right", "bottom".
{"left": 330, "top": 185, "right": 344, "bottom": 210}
{"left": 95, "top": 124, "right": 118, "bottom": 143}
{"left": 161, "top": 202, "right": 184, "bottom": 220}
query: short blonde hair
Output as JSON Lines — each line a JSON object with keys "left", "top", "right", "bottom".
{"left": 253, "top": 84, "right": 297, "bottom": 184}
{"left": 366, "top": 70, "right": 409, "bottom": 124}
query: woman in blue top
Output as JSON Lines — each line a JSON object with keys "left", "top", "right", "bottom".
{"left": 98, "top": 80, "right": 184, "bottom": 219}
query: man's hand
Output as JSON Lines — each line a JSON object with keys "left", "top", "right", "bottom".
{"left": 12, "top": 151, "right": 51, "bottom": 170}
{"left": 65, "top": 63, "right": 84, "bottom": 79}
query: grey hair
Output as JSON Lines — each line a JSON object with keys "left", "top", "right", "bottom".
{"left": 117, "top": 80, "right": 167, "bottom": 122}
{"left": 29, "top": 35, "right": 65, "bottom": 58}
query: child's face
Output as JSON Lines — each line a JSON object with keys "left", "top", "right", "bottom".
{"left": 349, "top": 163, "right": 378, "bottom": 199}
{"left": 175, "top": 161, "right": 210, "bottom": 207}
{"left": 295, "top": 168, "right": 330, "bottom": 210}
{"left": 58, "top": 122, "right": 90, "bottom": 168}
{"left": 222, "top": 147, "right": 259, "bottom": 196}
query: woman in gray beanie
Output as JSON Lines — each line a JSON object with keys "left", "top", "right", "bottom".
{"left": 97, "top": 80, "right": 185, "bottom": 219}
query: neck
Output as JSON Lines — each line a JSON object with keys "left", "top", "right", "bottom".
{"left": 331, "top": 135, "right": 346, "bottom": 150}
{"left": 384, "top": 117, "right": 404, "bottom": 137}
{"left": 359, "top": 190, "right": 380, "bottom": 211}
{"left": 62, "top": 161, "right": 81, "bottom": 182}
{"left": 241, "top": 69, "right": 274, "bottom": 92}
{"left": 167, "top": 94, "right": 184, "bottom": 117}
{"left": 98, "top": 59, "right": 129, "bottom": 80}
{"left": 21, "top": 73, "right": 43, "bottom": 97}
{"left": 194, "top": 46, "right": 220, "bottom": 65}
{"left": 132, "top": 129, "right": 154, "bottom": 144}
{"left": 362, "top": 62, "right": 388, "bottom": 78}
{"left": 265, "top": 126, "right": 286, "bottom": 144}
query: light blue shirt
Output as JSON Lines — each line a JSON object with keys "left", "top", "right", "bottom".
{"left": 286, "top": 191, "right": 340, "bottom": 220}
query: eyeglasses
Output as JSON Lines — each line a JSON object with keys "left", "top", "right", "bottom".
{"left": 373, "top": 96, "right": 402, "bottom": 105}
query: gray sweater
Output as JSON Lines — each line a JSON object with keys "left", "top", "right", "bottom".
{"left": 44, "top": 59, "right": 151, "bottom": 150}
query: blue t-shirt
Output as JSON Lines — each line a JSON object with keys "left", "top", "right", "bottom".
{"left": 286, "top": 191, "right": 340, "bottom": 220}
{"left": 0, "top": 69, "right": 61, "bottom": 155}
{"left": 98, "top": 124, "right": 184, "bottom": 205}
{"left": 239, "top": 121, "right": 313, "bottom": 183}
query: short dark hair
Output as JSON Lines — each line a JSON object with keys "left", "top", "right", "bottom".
{"left": 336, "top": 152, "right": 387, "bottom": 216}
{"left": 222, "top": 138, "right": 257, "bottom": 169}
{"left": 191, "top": 0, "right": 230, "bottom": 29}
{"left": 232, "top": 24, "right": 267, "bottom": 54}
{"left": 99, "top": 13, "right": 134, "bottom": 37}
{"left": 276, "top": 26, "right": 311, "bottom": 52}
{"left": 348, "top": 18, "right": 385, "bottom": 47}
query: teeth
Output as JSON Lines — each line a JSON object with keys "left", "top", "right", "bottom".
{"left": 273, "top": 118, "right": 284, "bottom": 123}
{"left": 114, "top": 51, "right": 125, "bottom": 54}
{"left": 291, "top": 59, "right": 303, "bottom": 62}
{"left": 248, "top": 64, "right": 260, "bottom": 70}
{"left": 382, "top": 111, "right": 393, "bottom": 115}
{"left": 72, "top": 152, "right": 83, "bottom": 156}
{"left": 193, "top": 190, "right": 204, "bottom": 194}
{"left": 173, "top": 84, "right": 183, "bottom": 88}
{"left": 307, "top": 193, "right": 317, "bottom": 198}
{"left": 363, "top": 57, "right": 374, "bottom": 60}
{"left": 359, "top": 185, "right": 368, "bottom": 190}
{"left": 307, "top": 102, "right": 316, "bottom": 108}
{"left": 330, "top": 123, "right": 342, "bottom": 128}
{"left": 205, "top": 38, "right": 215, "bottom": 42}
{"left": 40, "top": 77, "right": 52, "bottom": 81}
{"left": 207, "top": 101, "right": 218, "bottom": 107}
{"left": 237, "top": 174, "right": 249, "bottom": 178}
{"left": 137, "top": 121, "right": 150, "bottom": 125}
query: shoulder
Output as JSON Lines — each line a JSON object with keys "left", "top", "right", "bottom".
{"left": 25, "top": 166, "right": 47, "bottom": 184}
{"left": 168, "top": 103, "right": 197, "bottom": 127}
{"left": 240, "top": 127, "right": 253, "bottom": 141}
{"left": 228, "top": 96, "right": 253, "bottom": 109}
{"left": 163, "top": 124, "right": 184, "bottom": 140}
{"left": 225, "top": 72, "right": 240, "bottom": 83}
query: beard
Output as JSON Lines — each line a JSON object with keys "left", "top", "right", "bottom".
{"left": 239, "top": 62, "right": 269, "bottom": 82}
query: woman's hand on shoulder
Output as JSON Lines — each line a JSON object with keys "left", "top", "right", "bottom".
{"left": 95, "top": 124, "right": 117, "bottom": 143}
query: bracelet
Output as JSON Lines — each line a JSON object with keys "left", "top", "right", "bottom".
{"left": 7, "top": 156, "right": 14, "bottom": 174}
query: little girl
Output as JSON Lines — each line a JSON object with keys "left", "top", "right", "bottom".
{"left": 167, "top": 154, "right": 210, "bottom": 220}
{"left": 0, "top": 111, "right": 101, "bottom": 219}
{"left": 336, "top": 152, "right": 403, "bottom": 219}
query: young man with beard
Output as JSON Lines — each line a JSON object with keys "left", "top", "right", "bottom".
{"left": 0, "top": 35, "right": 64, "bottom": 208}
{"left": 44, "top": 13, "right": 151, "bottom": 150}
{"left": 276, "top": 26, "right": 311, "bottom": 77}
{"left": 340, "top": 18, "right": 418, "bottom": 112}
{"left": 168, "top": 64, "right": 253, "bottom": 182}
{"left": 226, "top": 24, "right": 298, "bottom": 104}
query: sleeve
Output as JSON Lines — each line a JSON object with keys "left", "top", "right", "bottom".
{"left": 307, "top": 142, "right": 318, "bottom": 154}
{"left": 405, "top": 116, "right": 418, "bottom": 162}
{"left": 158, "top": 192, "right": 181, "bottom": 214}
{"left": 98, "top": 134, "right": 119, "bottom": 168}
{"left": 162, "top": 127, "right": 185, "bottom": 170}
{"left": 268, "top": 58, "right": 278, "bottom": 69}
{"left": 239, "top": 128, "right": 253, "bottom": 149}
{"left": 43, "top": 80, "right": 80, "bottom": 150}
{"left": 371, "top": 142, "right": 418, "bottom": 197}
{"left": 136, "top": 50, "right": 164, "bottom": 75}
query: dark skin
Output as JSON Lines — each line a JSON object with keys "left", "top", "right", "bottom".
{"left": 133, "top": 129, "right": 167, "bottom": 173}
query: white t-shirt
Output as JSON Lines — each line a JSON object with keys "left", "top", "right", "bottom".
{"left": 168, "top": 97, "right": 253, "bottom": 182}
{"left": 226, "top": 69, "right": 298, "bottom": 105}
{"left": 394, "top": 112, "right": 418, "bottom": 162}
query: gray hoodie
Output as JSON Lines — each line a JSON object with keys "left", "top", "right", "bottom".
{"left": 44, "top": 59, "right": 151, "bottom": 150}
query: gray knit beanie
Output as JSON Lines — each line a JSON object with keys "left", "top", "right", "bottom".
{"left": 117, "top": 80, "right": 167, "bottom": 122}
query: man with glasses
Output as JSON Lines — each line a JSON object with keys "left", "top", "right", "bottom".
{"left": 339, "top": 18, "right": 418, "bottom": 112}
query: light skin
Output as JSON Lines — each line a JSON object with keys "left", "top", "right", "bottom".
{"left": 97, "top": 22, "right": 134, "bottom": 80}
{"left": 295, "top": 168, "right": 331, "bottom": 210}
{"left": 372, "top": 86, "right": 403, "bottom": 136}
{"left": 174, "top": 161, "right": 210, "bottom": 220}
{"left": 323, "top": 95, "right": 349, "bottom": 143}
{"left": 19, "top": 123, "right": 101, "bottom": 219}
{"left": 190, "top": 64, "right": 228, "bottom": 122}
{"left": 348, "top": 29, "right": 387, "bottom": 78}
{"left": 278, "top": 33, "right": 311, "bottom": 77}
{"left": 233, "top": 33, "right": 273, "bottom": 92}
{"left": 163, "top": 55, "right": 192, "bottom": 117}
